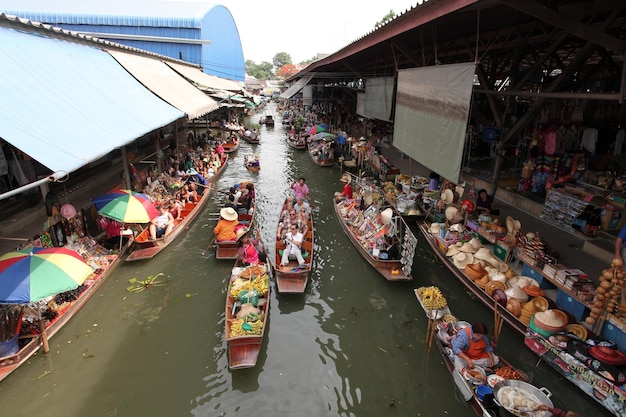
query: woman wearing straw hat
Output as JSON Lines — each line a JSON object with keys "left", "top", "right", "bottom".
{"left": 213, "top": 207, "right": 239, "bottom": 241}
{"left": 334, "top": 173, "right": 353, "bottom": 202}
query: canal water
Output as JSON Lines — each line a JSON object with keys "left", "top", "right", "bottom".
{"left": 0, "top": 104, "right": 610, "bottom": 417}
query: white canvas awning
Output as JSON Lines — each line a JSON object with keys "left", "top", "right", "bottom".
{"left": 164, "top": 61, "right": 243, "bottom": 92}
{"left": 279, "top": 75, "right": 314, "bottom": 99}
{"left": 107, "top": 50, "right": 220, "bottom": 119}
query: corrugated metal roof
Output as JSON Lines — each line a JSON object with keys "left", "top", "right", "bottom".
{"left": 0, "top": 0, "right": 217, "bottom": 27}
{"left": 0, "top": 26, "right": 184, "bottom": 174}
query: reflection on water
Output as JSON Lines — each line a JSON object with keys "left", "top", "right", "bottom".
{"left": 0, "top": 104, "right": 611, "bottom": 417}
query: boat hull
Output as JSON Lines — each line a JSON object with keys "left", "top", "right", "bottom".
{"left": 225, "top": 259, "right": 271, "bottom": 369}
{"left": 0, "top": 239, "right": 131, "bottom": 381}
{"left": 333, "top": 201, "right": 412, "bottom": 281}
{"left": 274, "top": 199, "right": 313, "bottom": 293}
{"left": 126, "top": 155, "right": 228, "bottom": 261}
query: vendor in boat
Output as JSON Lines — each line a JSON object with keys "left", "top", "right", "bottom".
{"left": 292, "top": 177, "right": 310, "bottom": 200}
{"left": 475, "top": 189, "right": 500, "bottom": 216}
{"left": 97, "top": 216, "right": 129, "bottom": 250}
{"left": 149, "top": 204, "right": 175, "bottom": 240}
{"left": 213, "top": 207, "right": 239, "bottom": 241}
{"left": 451, "top": 322, "right": 499, "bottom": 370}
{"left": 378, "top": 235, "right": 400, "bottom": 260}
{"left": 334, "top": 173, "right": 353, "bottom": 202}
{"left": 237, "top": 230, "right": 260, "bottom": 266}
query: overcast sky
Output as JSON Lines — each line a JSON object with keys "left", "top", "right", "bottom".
{"left": 216, "top": 1, "right": 421, "bottom": 64}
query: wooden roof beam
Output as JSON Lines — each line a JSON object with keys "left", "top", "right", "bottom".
{"left": 499, "top": 0, "right": 626, "bottom": 53}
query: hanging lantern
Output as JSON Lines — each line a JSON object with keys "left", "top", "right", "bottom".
{"left": 60, "top": 203, "right": 76, "bottom": 219}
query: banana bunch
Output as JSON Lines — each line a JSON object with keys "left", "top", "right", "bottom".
{"left": 417, "top": 286, "right": 447, "bottom": 310}
{"left": 251, "top": 274, "right": 269, "bottom": 296}
{"left": 229, "top": 318, "right": 263, "bottom": 337}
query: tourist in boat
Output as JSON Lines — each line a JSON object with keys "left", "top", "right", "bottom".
{"left": 292, "top": 177, "right": 309, "bottom": 200}
{"left": 169, "top": 198, "right": 184, "bottom": 220}
{"left": 245, "top": 183, "right": 255, "bottom": 200}
{"left": 228, "top": 186, "right": 242, "bottom": 205}
{"left": 475, "top": 189, "right": 500, "bottom": 216}
{"left": 236, "top": 189, "right": 252, "bottom": 215}
{"left": 277, "top": 207, "right": 308, "bottom": 239}
{"left": 334, "top": 173, "right": 353, "bottom": 202}
{"left": 294, "top": 196, "right": 311, "bottom": 215}
{"left": 149, "top": 204, "right": 175, "bottom": 240}
{"left": 224, "top": 194, "right": 237, "bottom": 210}
{"left": 451, "top": 321, "right": 499, "bottom": 370}
{"left": 280, "top": 224, "right": 306, "bottom": 267}
{"left": 378, "top": 236, "right": 400, "bottom": 260}
{"left": 238, "top": 231, "right": 259, "bottom": 266}
{"left": 215, "top": 141, "right": 224, "bottom": 156}
{"left": 213, "top": 207, "right": 238, "bottom": 242}
{"left": 180, "top": 184, "right": 198, "bottom": 203}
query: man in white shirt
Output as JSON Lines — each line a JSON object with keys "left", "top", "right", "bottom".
{"left": 280, "top": 224, "right": 306, "bottom": 266}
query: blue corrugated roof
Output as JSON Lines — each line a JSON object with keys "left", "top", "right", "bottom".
{"left": 0, "top": 26, "right": 185, "bottom": 174}
{"left": 0, "top": 0, "right": 217, "bottom": 27}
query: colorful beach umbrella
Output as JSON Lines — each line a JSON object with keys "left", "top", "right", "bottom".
{"left": 309, "top": 132, "right": 336, "bottom": 141}
{"left": 0, "top": 247, "right": 94, "bottom": 304}
{"left": 307, "top": 124, "right": 328, "bottom": 135}
{"left": 92, "top": 189, "right": 158, "bottom": 223}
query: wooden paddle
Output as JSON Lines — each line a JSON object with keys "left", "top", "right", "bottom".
{"left": 202, "top": 237, "right": 216, "bottom": 256}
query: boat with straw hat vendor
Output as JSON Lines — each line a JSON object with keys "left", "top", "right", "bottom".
{"left": 335, "top": 173, "right": 353, "bottom": 202}
{"left": 213, "top": 207, "right": 239, "bottom": 242}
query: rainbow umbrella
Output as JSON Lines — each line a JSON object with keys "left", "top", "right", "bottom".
{"left": 307, "top": 124, "right": 328, "bottom": 135}
{"left": 0, "top": 247, "right": 94, "bottom": 304}
{"left": 92, "top": 189, "right": 158, "bottom": 223}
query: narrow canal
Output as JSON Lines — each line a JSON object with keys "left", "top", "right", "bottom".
{"left": 0, "top": 104, "right": 611, "bottom": 417}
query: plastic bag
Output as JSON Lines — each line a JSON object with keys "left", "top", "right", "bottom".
{"left": 238, "top": 289, "right": 259, "bottom": 306}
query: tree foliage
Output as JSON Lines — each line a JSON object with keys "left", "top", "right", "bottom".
{"left": 276, "top": 63, "right": 299, "bottom": 78}
{"left": 273, "top": 52, "right": 292, "bottom": 71}
{"left": 375, "top": 10, "right": 396, "bottom": 28}
{"left": 246, "top": 60, "right": 274, "bottom": 80}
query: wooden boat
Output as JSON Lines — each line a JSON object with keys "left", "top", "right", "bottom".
{"left": 414, "top": 286, "right": 530, "bottom": 417}
{"left": 416, "top": 221, "right": 527, "bottom": 335}
{"left": 0, "top": 238, "right": 131, "bottom": 381}
{"left": 215, "top": 182, "right": 256, "bottom": 260}
{"left": 333, "top": 200, "right": 415, "bottom": 281}
{"left": 287, "top": 133, "right": 307, "bottom": 150}
{"left": 237, "top": 129, "right": 260, "bottom": 145}
{"left": 308, "top": 139, "right": 334, "bottom": 167}
{"left": 221, "top": 135, "right": 239, "bottom": 153}
{"left": 417, "top": 220, "right": 626, "bottom": 415}
{"left": 274, "top": 199, "right": 314, "bottom": 293}
{"left": 244, "top": 155, "right": 260, "bottom": 172}
{"left": 225, "top": 261, "right": 271, "bottom": 369}
{"left": 126, "top": 155, "right": 228, "bottom": 261}
{"left": 264, "top": 114, "right": 275, "bottom": 126}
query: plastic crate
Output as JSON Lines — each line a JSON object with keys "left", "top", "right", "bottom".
{"left": 556, "top": 289, "right": 590, "bottom": 321}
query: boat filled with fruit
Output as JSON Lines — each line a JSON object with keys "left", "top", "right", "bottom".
{"left": 415, "top": 286, "right": 554, "bottom": 417}
{"left": 224, "top": 262, "right": 271, "bottom": 369}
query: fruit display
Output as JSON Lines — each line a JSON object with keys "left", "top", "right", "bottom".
{"left": 417, "top": 286, "right": 448, "bottom": 310}
{"left": 229, "top": 273, "right": 269, "bottom": 298}
{"left": 229, "top": 317, "right": 264, "bottom": 336}
{"left": 585, "top": 257, "right": 624, "bottom": 327}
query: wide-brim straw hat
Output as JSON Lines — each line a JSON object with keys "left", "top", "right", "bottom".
{"left": 469, "top": 237, "right": 483, "bottom": 251}
{"left": 453, "top": 252, "right": 474, "bottom": 269}
{"left": 445, "top": 206, "right": 459, "bottom": 221}
{"left": 380, "top": 208, "right": 394, "bottom": 225}
{"left": 235, "top": 227, "right": 249, "bottom": 240}
{"left": 446, "top": 246, "right": 461, "bottom": 257}
{"left": 459, "top": 242, "right": 477, "bottom": 253}
{"left": 441, "top": 189, "right": 454, "bottom": 205}
{"left": 340, "top": 173, "right": 352, "bottom": 184}
{"left": 220, "top": 207, "right": 238, "bottom": 221}
{"left": 474, "top": 248, "right": 493, "bottom": 261}
{"left": 429, "top": 223, "right": 441, "bottom": 235}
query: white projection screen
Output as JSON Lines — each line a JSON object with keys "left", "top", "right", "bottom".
{"left": 356, "top": 92, "right": 366, "bottom": 118}
{"left": 364, "top": 76, "right": 394, "bottom": 121}
{"left": 394, "top": 63, "right": 475, "bottom": 183}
